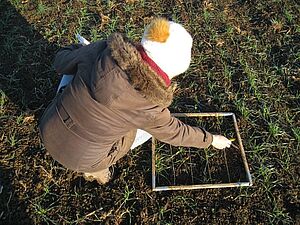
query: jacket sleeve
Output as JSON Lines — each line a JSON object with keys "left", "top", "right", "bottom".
{"left": 144, "top": 108, "right": 213, "bottom": 148}
{"left": 53, "top": 44, "right": 83, "bottom": 75}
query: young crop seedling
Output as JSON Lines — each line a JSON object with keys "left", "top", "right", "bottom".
{"left": 152, "top": 112, "right": 252, "bottom": 191}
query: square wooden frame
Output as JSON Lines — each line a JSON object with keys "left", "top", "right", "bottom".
{"left": 151, "top": 112, "right": 253, "bottom": 191}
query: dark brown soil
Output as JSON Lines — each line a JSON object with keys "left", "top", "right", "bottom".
{"left": 155, "top": 116, "right": 248, "bottom": 187}
{"left": 0, "top": 0, "right": 299, "bottom": 224}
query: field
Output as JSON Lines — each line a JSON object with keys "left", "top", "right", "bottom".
{"left": 0, "top": 0, "right": 299, "bottom": 224}
{"left": 153, "top": 114, "right": 250, "bottom": 189}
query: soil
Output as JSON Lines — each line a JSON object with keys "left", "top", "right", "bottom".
{"left": 155, "top": 116, "right": 248, "bottom": 187}
{"left": 0, "top": 0, "right": 299, "bottom": 224}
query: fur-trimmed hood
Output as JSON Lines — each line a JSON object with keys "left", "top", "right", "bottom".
{"left": 107, "top": 33, "right": 176, "bottom": 108}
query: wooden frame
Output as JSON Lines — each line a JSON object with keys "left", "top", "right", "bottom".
{"left": 151, "top": 112, "right": 253, "bottom": 191}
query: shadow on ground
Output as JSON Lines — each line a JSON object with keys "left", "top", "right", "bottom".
{"left": 0, "top": 167, "right": 32, "bottom": 224}
{"left": 0, "top": 0, "right": 58, "bottom": 114}
{"left": 0, "top": 1, "right": 58, "bottom": 224}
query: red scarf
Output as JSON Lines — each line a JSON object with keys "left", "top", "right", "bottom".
{"left": 136, "top": 45, "right": 171, "bottom": 86}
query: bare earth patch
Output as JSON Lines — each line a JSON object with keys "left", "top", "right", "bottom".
{"left": 0, "top": 0, "right": 299, "bottom": 224}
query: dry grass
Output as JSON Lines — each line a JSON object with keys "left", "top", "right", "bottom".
{"left": 0, "top": 0, "right": 299, "bottom": 224}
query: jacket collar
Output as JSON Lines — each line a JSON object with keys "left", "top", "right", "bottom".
{"left": 136, "top": 45, "right": 171, "bottom": 86}
{"left": 107, "top": 33, "right": 175, "bottom": 108}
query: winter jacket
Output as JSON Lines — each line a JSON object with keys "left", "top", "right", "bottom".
{"left": 38, "top": 33, "right": 213, "bottom": 173}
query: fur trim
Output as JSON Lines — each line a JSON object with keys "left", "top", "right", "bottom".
{"left": 107, "top": 33, "right": 175, "bottom": 108}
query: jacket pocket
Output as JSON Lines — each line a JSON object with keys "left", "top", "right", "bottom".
{"left": 56, "top": 103, "right": 75, "bottom": 129}
{"left": 55, "top": 103, "right": 98, "bottom": 144}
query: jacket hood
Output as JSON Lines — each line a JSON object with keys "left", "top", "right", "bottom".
{"left": 107, "top": 33, "right": 176, "bottom": 108}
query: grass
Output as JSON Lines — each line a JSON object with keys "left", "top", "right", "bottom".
{"left": 0, "top": 0, "right": 299, "bottom": 224}
{"left": 235, "top": 98, "right": 250, "bottom": 120}
{"left": 0, "top": 90, "right": 7, "bottom": 117}
{"left": 154, "top": 115, "right": 247, "bottom": 187}
{"left": 8, "top": 133, "right": 17, "bottom": 147}
{"left": 292, "top": 127, "right": 300, "bottom": 142}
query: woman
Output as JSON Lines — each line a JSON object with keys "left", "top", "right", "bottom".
{"left": 39, "top": 18, "right": 231, "bottom": 184}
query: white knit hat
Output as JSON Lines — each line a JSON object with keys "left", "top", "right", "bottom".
{"left": 141, "top": 18, "right": 193, "bottom": 79}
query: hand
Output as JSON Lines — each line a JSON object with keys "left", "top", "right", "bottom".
{"left": 211, "top": 135, "right": 231, "bottom": 149}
